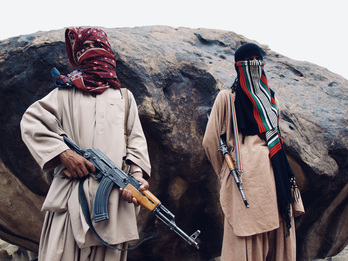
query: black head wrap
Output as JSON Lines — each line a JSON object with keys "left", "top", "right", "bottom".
{"left": 233, "top": 43, "right": 266, "bottom": 134}
{"left": 234, "top": 43, "right": 263, "bottom": 62}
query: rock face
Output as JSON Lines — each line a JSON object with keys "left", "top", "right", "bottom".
{"left": 0, "top": 26, "right": 347, "bottom": 261}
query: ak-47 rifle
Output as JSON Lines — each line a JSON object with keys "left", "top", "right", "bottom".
{"left": 207, "top": 113, "right": 249, "bottom": 208}
{"left": 218, "top": 135, "right": 250, "bottom": 209}
{"left": 63, "top": 136, "right": 200, "bottom": 249}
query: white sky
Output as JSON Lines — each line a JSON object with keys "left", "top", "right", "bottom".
{"left": 1, "top": 0, "right": 347, "bottom": 79}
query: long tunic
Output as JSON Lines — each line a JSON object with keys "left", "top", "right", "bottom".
{"left": 202, "top": 89, "right": 304, "bottom": 237}
{"left": 20, "top": 87, "right": 151, "bottom": 251}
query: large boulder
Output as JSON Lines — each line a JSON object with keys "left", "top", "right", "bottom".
{"left": 0, "top": 26, "right": 347, "bottom": 261}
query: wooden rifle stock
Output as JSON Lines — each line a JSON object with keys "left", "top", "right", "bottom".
{"left": 123, "top": 184, "right": 160, "bottom": 212}
{"left": 224, "top": 152, "right": 236, "bottom": 171}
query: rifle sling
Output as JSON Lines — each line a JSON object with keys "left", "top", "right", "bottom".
{"left": 120, "top": 88, "right": 129, "bottom": 145}
{"left": 229, "top": 93, "right": 243, "bottom": 175}
{"left": 78, "top": 177, "right": 158, "bottom": 251}
{"left": 120, "top": 88, "right": 129, "bottom": 171}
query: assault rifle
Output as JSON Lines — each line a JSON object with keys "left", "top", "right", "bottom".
{"left": 218, "top": 135, "right": 249, "bottom": 208}
{"left": 63, "top": 136, "right": 200, "bottom": 249}
{"left": 206, "top": 113, "right": 249, "bottom": 208}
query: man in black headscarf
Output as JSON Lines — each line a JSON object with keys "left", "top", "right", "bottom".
{"left": 203, "top": 43, "right": 305, "bottom": 261}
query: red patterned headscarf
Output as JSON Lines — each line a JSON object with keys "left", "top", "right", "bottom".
{"left": 54, "top": 27, "right": 121, "bottom": 94}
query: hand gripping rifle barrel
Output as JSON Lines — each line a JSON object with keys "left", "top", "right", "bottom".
{"left": 63, "top": 136, "right": 201, "bottom": 249}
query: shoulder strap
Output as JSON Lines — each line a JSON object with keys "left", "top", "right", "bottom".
{"left": 229, "top": 93, "right": 243, "bottom": 175}
{"left": 120, "top": 88, "right": 129, "bottom": 145}
{"left": 78, "top": 177, "right": 158, "bottom": 251}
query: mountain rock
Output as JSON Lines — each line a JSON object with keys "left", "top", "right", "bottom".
{"left": 0, "top": 26, "right": 347, "bottom": 261}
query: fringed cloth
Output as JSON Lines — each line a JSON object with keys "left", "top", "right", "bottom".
{"left": 234, "top": 60, "right": 299, "bottom": 235}
{"left": 53, "top": 27, "right": 121, "bottom": 94}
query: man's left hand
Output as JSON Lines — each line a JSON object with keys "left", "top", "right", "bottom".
{"left": 120, "top": 169, "right": 149, "bottom": 206}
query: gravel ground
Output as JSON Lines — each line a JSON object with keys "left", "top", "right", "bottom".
{"left": 313, "top": 246, "right": 348, "bottom": 261}
{"left": 210, "top": 246, "right": 348, "bottom": 261}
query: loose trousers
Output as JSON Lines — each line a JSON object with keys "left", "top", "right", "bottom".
{"left": 38, "top": 211, "right": 128, "bottom": 261}
{"left": 221, "top": 215, "right": 296, "bottom": 261}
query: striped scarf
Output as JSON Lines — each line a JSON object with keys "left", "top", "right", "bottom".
{"left": 235, "top": 60, "right": 297, "bottom": 234}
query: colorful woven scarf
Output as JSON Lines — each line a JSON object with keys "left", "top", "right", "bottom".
{"left": 53, "top": 27, "right": 121, "bottom": 94}
{"left": 234, "top": 60, "right": 297, "bottom": 234}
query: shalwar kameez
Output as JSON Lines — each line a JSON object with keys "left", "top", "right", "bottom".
{"left": 21, "top": 27, "right": 151, "bottom": 261}
{"left": 202, "top": 43, "right": 304, "bottom": 261}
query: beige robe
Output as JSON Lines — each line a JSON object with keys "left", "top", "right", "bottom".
{"left": 202, "top": 89, "right": 304, "bottom": 237}
{"left": 20, "top": 87, "right": 151, "bottom": 260}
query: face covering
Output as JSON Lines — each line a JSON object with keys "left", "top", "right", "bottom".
{"left": 54, "top": 27, "right": 121, "bottom": 94}
{"left": 234, "top": 59, "right": 298, "bottom": 235}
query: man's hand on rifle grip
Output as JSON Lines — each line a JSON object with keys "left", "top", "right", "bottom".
{"left": 59, "top": 149, "right": 96, "bottom": 179}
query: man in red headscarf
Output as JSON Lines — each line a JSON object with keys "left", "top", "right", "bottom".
{"left": 203, "top": 43, "right": 305, "bottom": 261}
{"left": 53, "top": 27, "right": 121, "bottom": 93}
{"left": 21, "top": 27, "right": 151, "bottom": 261}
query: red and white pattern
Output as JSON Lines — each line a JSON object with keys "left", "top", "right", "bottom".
{"left": 55, "top": 27, "right": 120, "bottom": 94}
